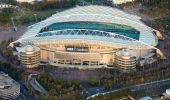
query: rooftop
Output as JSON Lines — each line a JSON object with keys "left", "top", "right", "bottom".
{"left": 0, "top": 72, "right": 20, "bottom": 100}
{"left": 0, "top": 72, "right": 16, "bottom": 90}
{"left": 116, "top": 48, "right": 137, "bottom": 59}
{"left": 16, "top": 45, "right": 40, "bottom": 54}
{"left": 13, "top": 5, "right": 157, "bottom": 48}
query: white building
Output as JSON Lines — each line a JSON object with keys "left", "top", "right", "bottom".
{"left": 16, "top": 0, "right": 42, "bottom": 3}
{"left": 0, "top": 72, "right": 20, "bottom": 99}
{"left": 110, "top": 0, "right": 134, "bottom": 4}
{"left": 162, "top": 89, "right": 170, "bottom": 99}
{"left": 0, "top": 4, "right": 17, "bottom": 9}
{"left": 139, "top": 96, "right": 152, "bottom": 100}
{"left": 10, "top": 5, "right": 162, "bottom": 69}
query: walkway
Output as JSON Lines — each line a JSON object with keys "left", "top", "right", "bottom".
{"left": 86, "top": 88, "right": 123, "bottom": 99}
{"left": 28, "top": 74, "right": 47, "bottom": 93}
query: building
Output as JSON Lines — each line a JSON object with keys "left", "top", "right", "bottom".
{"left": 0, "top": 72, "right": 20, "bottom": 99}
{"left": 139, "top": 96, "right": 152, "bottom": 100}
{"left": 15, "top": 0, "right": 62, "bottom": 3}
{"left": 0, "top": 4, "right": 12, "bottom": 9}
{"left": 16, "top": 45, "right": 40, "bottom": 68}
{"left": 16, "top": 0, "right": 42, "bottom": 3}
{"left": 162, "top": 89, "right": 170, "bottom": 99}
{"left": 109, "top": 0, "right": 134, "bottom": 5}
{"left": 10, "top": 5, "right": 162, "bottom": 69}
{"left": 115, "top": 49, "right": 137, "bottom": 71}
{"left": 0, "top": 4, "right": 17, "bottom": 9}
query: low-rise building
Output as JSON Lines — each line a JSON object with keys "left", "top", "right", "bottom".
{"left": 0, "top": 72, "right": 20, "bottom": 99}
{"left": 0, "top": 4, "right": 17, "bottom": 9}
{"left": 139, "top": 96, "right": 152, "bottom": 100}
{"left": 109, "top": 0, "right": 134, "bottom": 5}
{"left": 16, "top": 0, "right": 59, "bottom": 3}
{"left": 16, "top": 0, "right": 42, "bottom": 3}
{"left": 162, "top": 89, "right": 170, "bottom": 99}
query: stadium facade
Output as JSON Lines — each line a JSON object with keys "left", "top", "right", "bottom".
{"left": 11, "top": 5, "right": 163, "bottom": 69}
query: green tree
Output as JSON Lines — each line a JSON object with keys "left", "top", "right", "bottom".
{"left": 71, "top": 78, "right": 81, "bottom": 89}
{"left": 88, "top": 76, "right": 99, "bottom": 86}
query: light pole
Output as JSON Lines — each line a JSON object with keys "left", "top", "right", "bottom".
{"left": 59, "top": 91, "right": 62, "bottom": 100}
{"left": 98, "top": 79, "right": 101, "bottom": 93}
{"left": 11, "top": 17, "right": 17, "bottom": 31}
{"left": 34, "top": 14, "right": 37, "bottom": 22}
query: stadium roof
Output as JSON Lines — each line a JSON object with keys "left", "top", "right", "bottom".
{"left": 14, "top": 5, "right": 158, "bottom": 48}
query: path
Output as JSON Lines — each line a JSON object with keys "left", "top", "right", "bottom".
{"left": 28, "top": 74, "right": 47, "bottom": 93}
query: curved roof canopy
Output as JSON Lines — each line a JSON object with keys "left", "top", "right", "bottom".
{"left": 15, "top": 5, "right": 158, "bottom": 48}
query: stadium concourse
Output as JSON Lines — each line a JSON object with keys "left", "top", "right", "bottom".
{"left": 10, "top": 5, "right": 164, "bottom": 71}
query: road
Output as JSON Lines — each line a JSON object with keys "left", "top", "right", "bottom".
{"left": 132, "top": 78, "right": 170, "bottom": 90}
{"left": 87, "top": 88, "right": 123, "bottom": 99}
{"left": 0, "top": 52, "right": 6, "bottom": 61}
{"left": 18, "top": 80, "right": 36, "bottom": 100}
{"left": 87, "top": 78, "right": 170, "bottom": 99}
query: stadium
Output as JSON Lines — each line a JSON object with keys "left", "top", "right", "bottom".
{"left": 10, "top": 5, "right": 163, "bottom": 70}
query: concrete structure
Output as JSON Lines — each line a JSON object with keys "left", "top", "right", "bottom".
{"left": 16, "top": 0, "right": 42, "bottom": 3}
{"left": 16, "top": 0, "right": 61, "bottom": 3}
{"left": 139, "top": 96, "right": 152, "bottom": 100}
{"left": 0, "top": 72, "right": 20, "bottom": 99}
{"left": 28, "top": 74, "right": 47, "bottom": 93}
{"left": 0, "top": 4, "right": 17, "bottom": 9}
{"left": 16, "top": 45, "right": 40, "bottom": 68}
{"left": 10, "top": 5, "right": 161, "bottom": 69}
{"left": 162, "top": 89, "right": 170, "bottom": 99}
{"left": 109, "top": 0, "right": 134, "bottom": 4}
{"left": 115, "top": 49, "right": 137, "bottom": 71}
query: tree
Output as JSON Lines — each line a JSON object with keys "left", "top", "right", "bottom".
{"left": 163, "top": 40, "right": 169, "bottom": 50}
{"left": 71, "top": 78, "right": 81, "bottom": 89}
{"left": 88, "top": 76, "right": 99, "bottom": 86}
{"left": 0, "top": 0, "right": 17, "bottom": 5}
{"left": 49, "top": 89, "right": 57, "bottom": 96}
